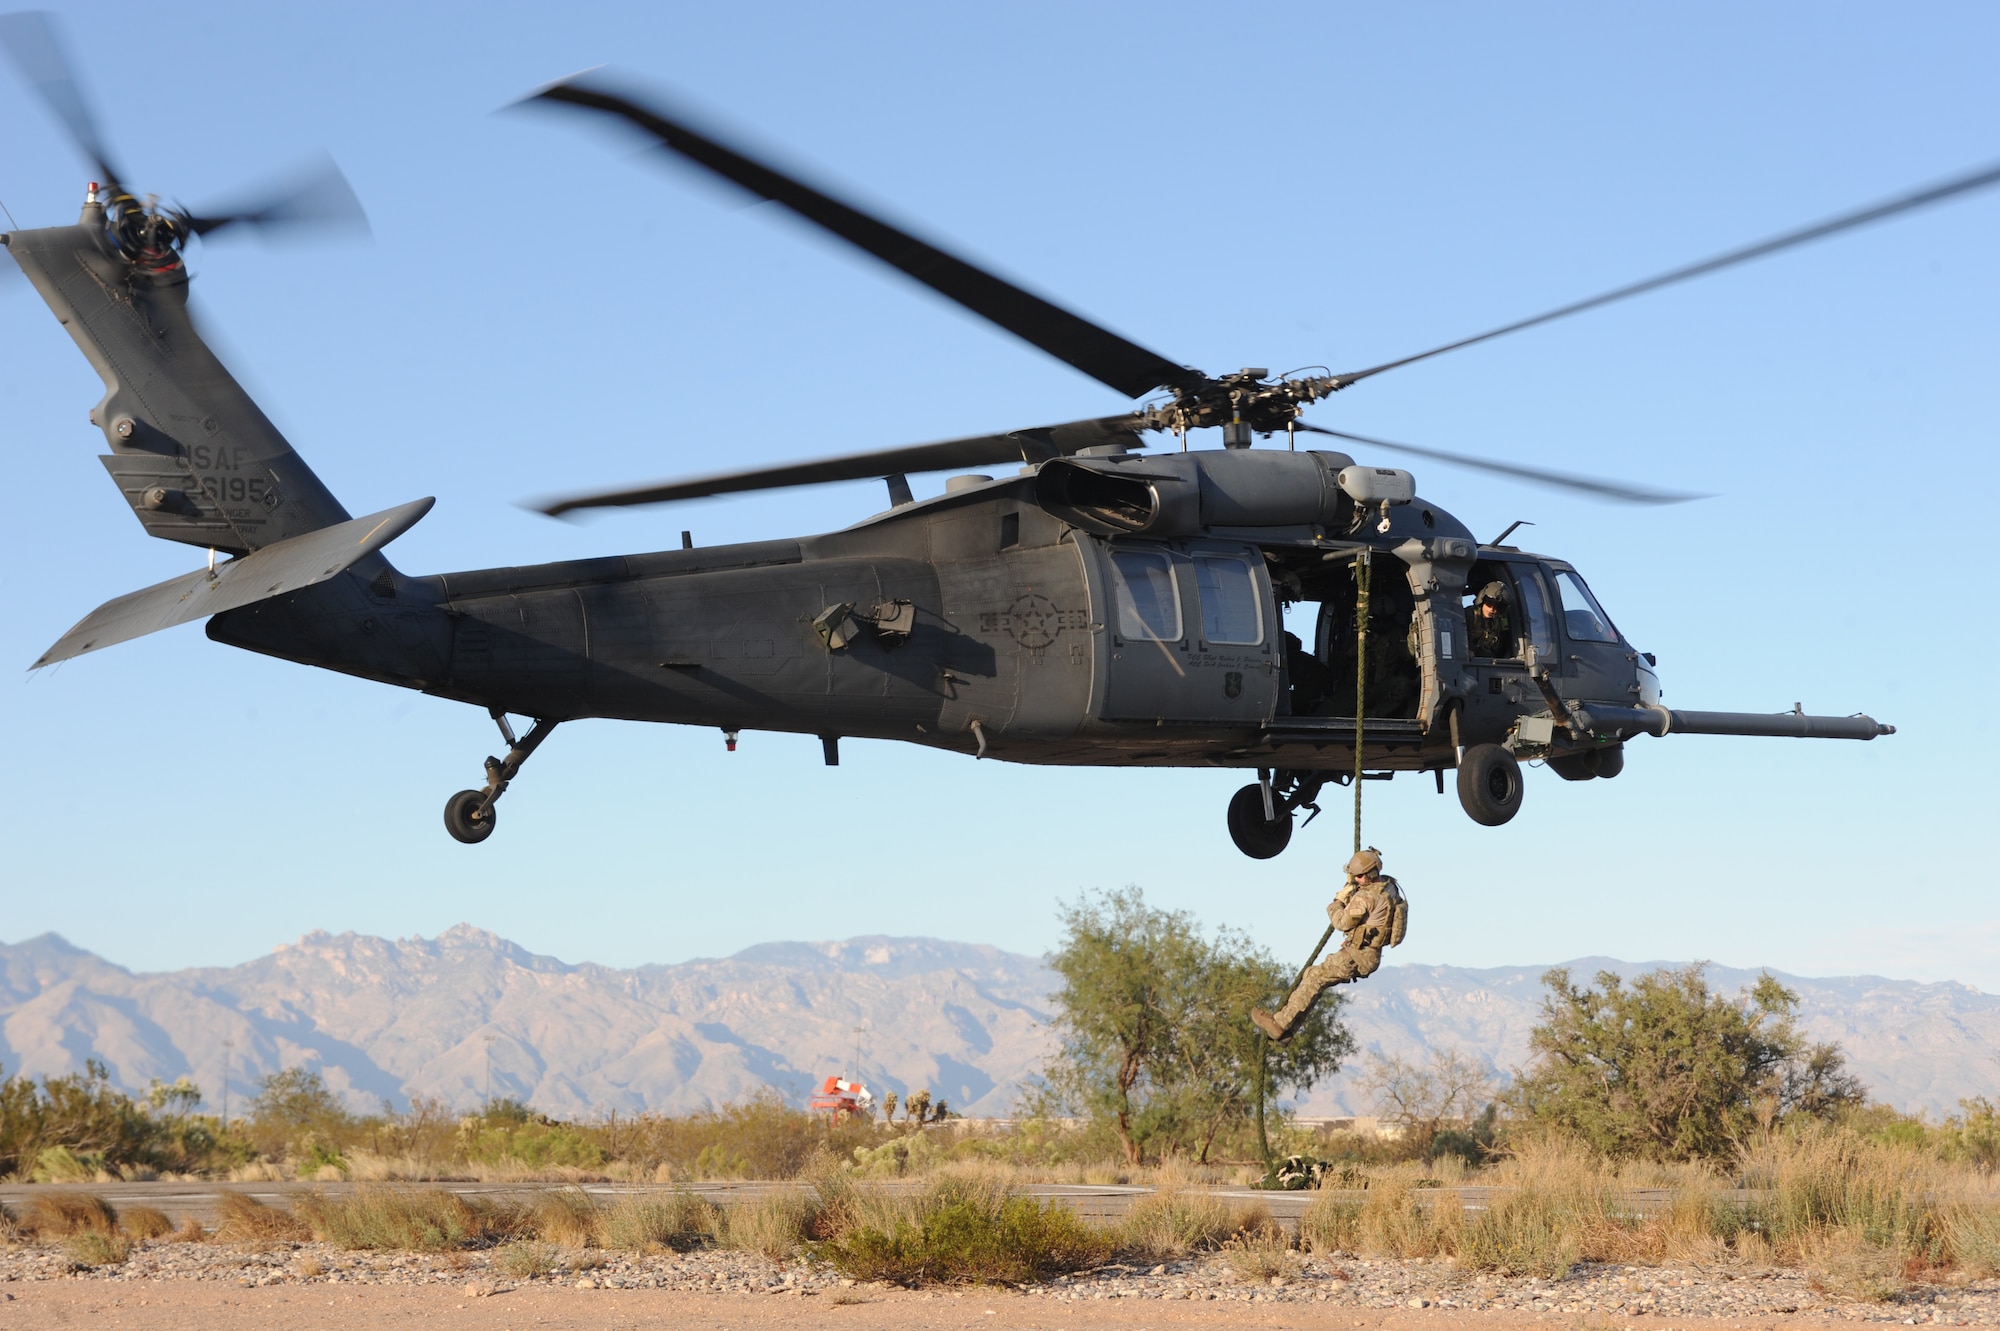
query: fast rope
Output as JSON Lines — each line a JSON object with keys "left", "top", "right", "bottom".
{"left": 1258, "top": 549, "right": 1374, "bottom": 1175}
{"left": 1351, "top": 549, "right": 1371, "bottom": 855}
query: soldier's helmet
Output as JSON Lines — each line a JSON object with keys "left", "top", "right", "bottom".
{"left": 1477, "top": 580, "right": 1509, "bottom": 605}
{"left": 1345, "top": 847, "right": 1382, "bottom": 877}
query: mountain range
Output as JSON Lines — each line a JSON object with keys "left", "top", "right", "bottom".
{"left": 1, "top": 927, "right": 1994, "bottom": 1120}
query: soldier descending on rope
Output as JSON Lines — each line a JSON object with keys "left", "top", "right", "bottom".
{"left": 1251, "top": 847, "right": 1408, "bottom": 1041}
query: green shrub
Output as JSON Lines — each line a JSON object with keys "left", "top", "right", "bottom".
{"left": 63, "top": 1230, "right": 130, "bottom": 1267}
{"left": 811, "top": 1173, "right": 1111, "bottom": 1285}
{"left": 1457, "top": 1190, "right": 1580, "bottom": 1278}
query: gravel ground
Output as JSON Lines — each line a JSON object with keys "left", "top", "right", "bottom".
{"left": 3, "top": 1239, "right": 1996, "bottom": 1323}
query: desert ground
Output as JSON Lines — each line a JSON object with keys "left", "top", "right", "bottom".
{"left": 3, "top": 1180, "right": 1994, "bottom": 1329}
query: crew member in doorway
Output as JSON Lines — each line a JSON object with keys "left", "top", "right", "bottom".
{"left": 1468, "top": 580, "right": 1514, "bottom": 658}
{"left": 1252, "top": 848, "right": 1407, "bottom": 1041}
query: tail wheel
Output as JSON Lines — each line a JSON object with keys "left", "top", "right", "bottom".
{"left": 1226, "top": 783, "right": 1293, "bottom": 859}
{"left": 444, "top": 789, "right": 497, "bottom": 844}
{"left": 1456, "top": 744, "right": 1524, "bottom": 826}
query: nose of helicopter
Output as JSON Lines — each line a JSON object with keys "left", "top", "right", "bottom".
{"left": 1636, "top": 652, "right": 1664, "bottom": 706}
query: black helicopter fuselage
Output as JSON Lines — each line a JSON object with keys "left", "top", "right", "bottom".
{"left": 9, "top": 200, "right": 1891, "bottom": 853}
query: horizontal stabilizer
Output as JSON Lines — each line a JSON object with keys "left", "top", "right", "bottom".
{"left": 32, "top": 497, "right": 434, "bottom": 668}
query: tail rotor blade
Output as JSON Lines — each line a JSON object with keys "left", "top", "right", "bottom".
{"left": 184, "top": 153, "right": 371, "bottom": 240}
{"left": 1297, "top": 423, "right": 1703, "bottom": 505}
{"left": 0, "top": 10, "right": 123, "bottom": 190}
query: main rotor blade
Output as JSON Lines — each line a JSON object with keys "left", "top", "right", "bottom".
{"left": 183, "top": 154, "right": 371, "bottom": 239}
{"left": 536, "top": 416, "right": 1142, "bottom": 516}
{"left": 525, "top": 77, "right": 1204, "bottom": 401}
{"left": 0, "top": 10, "right": 122, "bottom": 191}
{"left": 1333, "top": 158, "right": 2000, "bottom": 388}
{"left": 1297, "top": 423, "right": 1702, "bottom": 505}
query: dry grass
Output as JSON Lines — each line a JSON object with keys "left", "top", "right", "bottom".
{"left": 120, "top": 1205, "right": 174, "bottom": 1240}
{"left": 1120, "top": 1187, "right": 1238, "bottom": 1259}
{"left": 25, "top": 1192, "right": 118, "bottom": 1238}
{"left": 721, "top": 1188, "right": 825, "bottom": 1261}
{"left": 494, "top": 1239, "right": 558, "bottom": 1279}
{"left": 62, "top": 1230, "right": 130, "bottom": 1267}
{"left": 296, "top": 1187, "right": 522, "bottom": 1251}
{"left": 1359, "top": 1178, "right": 1460, "bottom": 1260}
{"left": 1803, "top": 1227, "right": 1906, "bottom": 1301}
{"left": 214, "top": 1192, "right": 311, "bottom": 1243}
{"left": 529, "top": 1187, "right": 603, "bottom": 1248}
{"left": 1940, "top": 1198, "right": 2000, "bottom": 1277}
{"left": 1219, "top": 1208, "right": 1299, "bottom": 1282}
{"left": 1298, "top": 1188, "right": 1364, "bottom": 1254}
{"left": 602, "top": 1191, "right": 721, "bottom": 1253}
{"left": 173, "top": 1215, "right": 207, "bottom": 1243}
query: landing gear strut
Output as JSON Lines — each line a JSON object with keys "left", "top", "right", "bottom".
{"left": 1225, "top": 770, "right": 1327, "bottom": 859}
{"left": 443, "top": 709, "right": 560, "bottom": 844}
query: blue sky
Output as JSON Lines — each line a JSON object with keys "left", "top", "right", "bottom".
{"left": 3, "top": 1, "right": 1995, "bottom": 989}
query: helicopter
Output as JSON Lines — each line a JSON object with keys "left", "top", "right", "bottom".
{"left": 9, "top": 18, "right": 1975, "bottom": 858}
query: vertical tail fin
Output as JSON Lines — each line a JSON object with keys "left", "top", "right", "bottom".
{"left": 6, "top": 217, "right": 351, "bottom": 554}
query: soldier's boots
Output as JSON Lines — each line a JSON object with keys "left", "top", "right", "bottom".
{"left": 1250, "top": 1007, "right": 1288, "bottom": 1042}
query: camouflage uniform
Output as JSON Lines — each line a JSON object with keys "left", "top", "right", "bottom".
{"left": 1254, "top": 850, "right": 1402, "bottom": 1041}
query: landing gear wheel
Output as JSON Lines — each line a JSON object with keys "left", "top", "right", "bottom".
{"left": 1457, "top": 743, "right": 1524, "bottom": 826}
{"left": 444, "top": 789, "right": 497, "bottom": 844}
{"left": 1227, "top": 783, "right": 1294, "bottom": 859}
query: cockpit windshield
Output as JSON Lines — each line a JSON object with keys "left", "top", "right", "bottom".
{"left": 1552, "top": 569, "right": 1619, "bottom": 643}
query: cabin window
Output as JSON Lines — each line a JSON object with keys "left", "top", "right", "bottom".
{"left": 1109, "top": 549, "right": 1183, "bottom": 642}
{"left": 1552, "top": 569, "right": 1619, "bottom": 643}
{"left": 1193, "top": 554, "right": 1264, "bottom": 646}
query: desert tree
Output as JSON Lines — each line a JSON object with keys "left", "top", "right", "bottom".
{"left": 1037, "top": 887, "right": 1353, "bottom": 1164}
{"left": 1510, "top": 964, "right": 1865, "bottom": 1161}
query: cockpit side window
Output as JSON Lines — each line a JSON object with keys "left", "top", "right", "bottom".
{"left": 1552, "top": 569, "right": 1620, "bottom": 643}
{"left": 1511, "top": 565, "right": 1557, "bottom": 662}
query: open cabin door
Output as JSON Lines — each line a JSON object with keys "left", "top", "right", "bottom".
{"left": 1093, "top": 538, "right": 1279, "bottom": 724}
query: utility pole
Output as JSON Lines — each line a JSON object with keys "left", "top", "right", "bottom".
{"left": 221, "top": 1037, "right": 234, "bottom": 1130}
{"left": 483, "top": 1034, "right": 496, "bottom": 1113}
